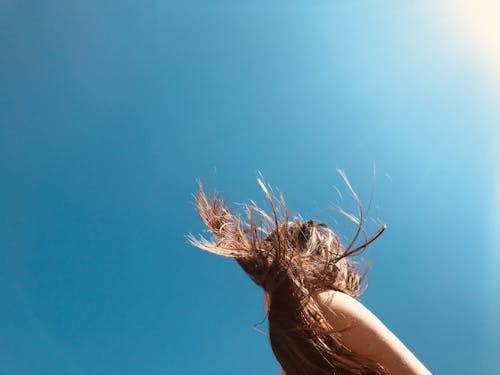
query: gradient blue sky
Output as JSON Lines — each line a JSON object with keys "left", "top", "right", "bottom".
{"left": 1, "top": 1, "right": 499, "bottom": 374}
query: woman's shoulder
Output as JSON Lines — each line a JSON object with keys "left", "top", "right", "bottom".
{"left": 314, "top": 290, "right": 432, "bottom": 375}
{"left": 315, "top": 289, "right": 357, "bottom": 307}
{"left": 315, "top": 289, "right": 397, "bottom": 335}
{"left": 315, "top": 290, "right": 366, "bottom": 323}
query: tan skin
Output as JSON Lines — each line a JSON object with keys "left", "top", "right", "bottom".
{"left": 264, "top": 291, "right": 431, "bottom": 375}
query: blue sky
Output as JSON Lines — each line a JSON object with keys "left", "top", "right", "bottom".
{"left": 1, "top": 1, "right": 499, "bottom": 374}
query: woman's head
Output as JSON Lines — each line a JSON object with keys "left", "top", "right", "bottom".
{"left": 259, "top": 219, "right": 363, "bottom": 297}
{"left": 187, "top": 175, "right": 387, "bottom": 374}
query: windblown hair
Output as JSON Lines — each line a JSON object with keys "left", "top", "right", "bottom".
{"left": 187, "top": 172, "right": 388, "bottom": 375}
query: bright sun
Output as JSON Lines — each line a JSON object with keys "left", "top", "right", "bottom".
{"left": 438, "top": 0, "right": 500, "bottom": 293}
{"left": 441, "top": 0, "right": 500, "bottom": 78}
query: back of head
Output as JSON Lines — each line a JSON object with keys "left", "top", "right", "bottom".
{"left": 259, "top": 219, "right": 362, "bottom": 297}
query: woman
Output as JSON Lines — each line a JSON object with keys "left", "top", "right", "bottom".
{"left": 187, "top": 174, "right": 431, "bottom": 375}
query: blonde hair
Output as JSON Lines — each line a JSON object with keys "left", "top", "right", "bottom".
{"left": 187, "top": 172, "right": 388, "bottom": 374}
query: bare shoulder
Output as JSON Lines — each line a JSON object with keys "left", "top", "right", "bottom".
{"left": 315, "top": 290, "right": 383, "bottom": 332}
{"left": 315, "top": 290, "right": 432, "bottom": 375}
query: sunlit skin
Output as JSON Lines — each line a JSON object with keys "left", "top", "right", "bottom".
{"left": 264, "top": 291, "right": 431, "bottom": 375}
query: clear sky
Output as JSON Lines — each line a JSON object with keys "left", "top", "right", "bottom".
{"left": 1, "top": 1, "right": 499, "bottom": 374}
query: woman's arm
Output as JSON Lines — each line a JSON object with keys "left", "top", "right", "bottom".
{"left": 316, "top": 290, "right": 431, "bottom": 375}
